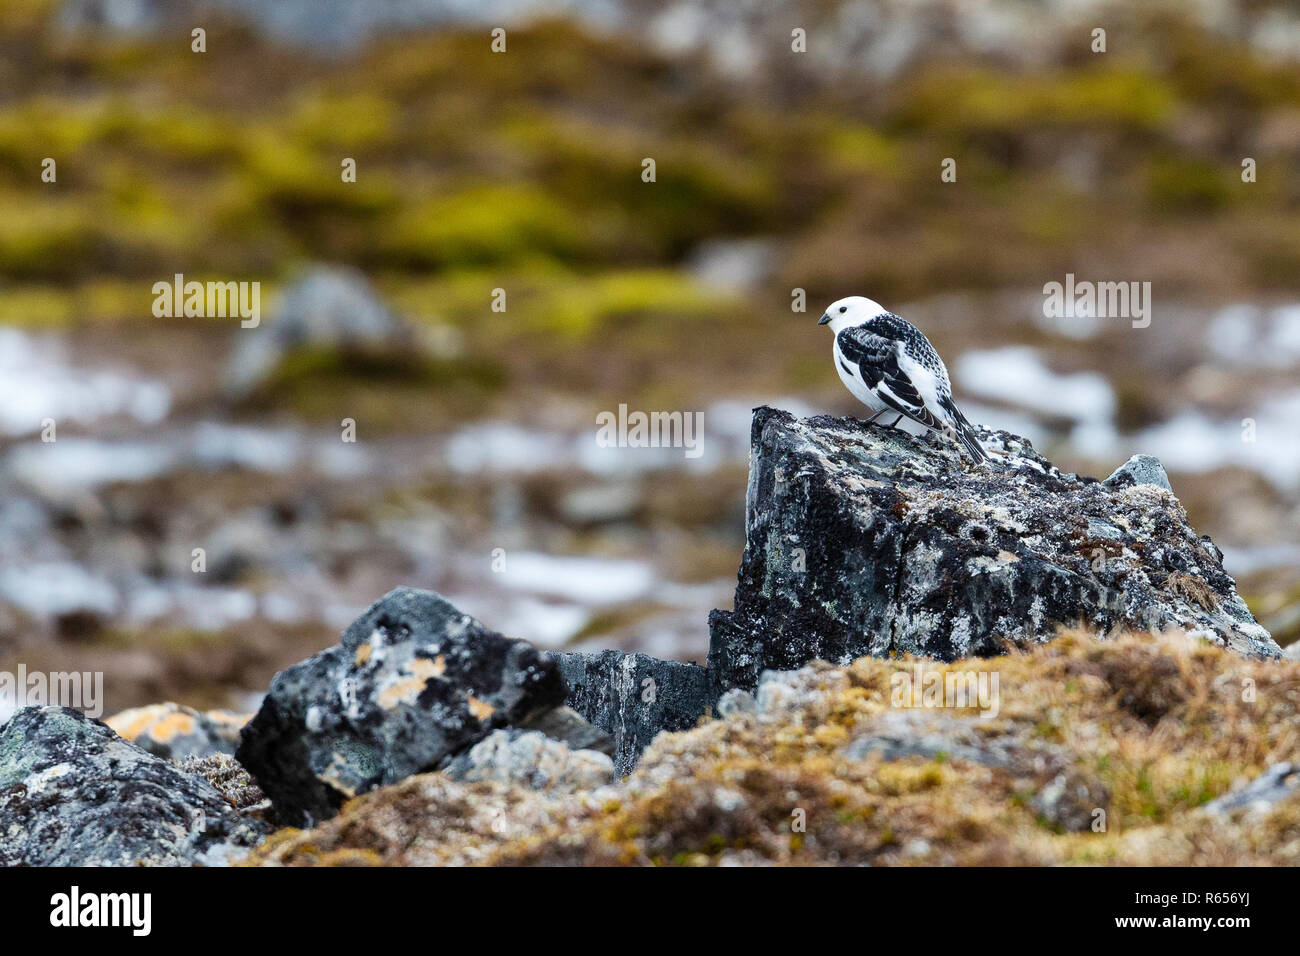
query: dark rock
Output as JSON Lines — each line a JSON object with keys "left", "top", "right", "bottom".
{"left": 708, "top": 407, "right": 1278, "bottom": 694}
{"left": 0, "top": 706, "right": 261, "bottom": 866}
{"left": 236, "top": 586, "right": 568, "bottom": 826}
{"left": 549, "top": 650, "right": 710, "bottom": 775}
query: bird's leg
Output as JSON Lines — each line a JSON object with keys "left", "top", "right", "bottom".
{"left": 886, "top": 415, "right": 903, "bottom": 430}
{"left": 863, "top": 409, "right": 886, "bottom": 426}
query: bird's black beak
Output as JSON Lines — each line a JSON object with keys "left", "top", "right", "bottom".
{"left": 817, "top": 313, "right": 831, "bottom": 325}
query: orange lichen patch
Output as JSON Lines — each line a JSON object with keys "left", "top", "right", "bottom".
{"left": 410, "top": 658, "right": 440, "bottom": 680}
{"left": 354, "top": 643, "right": 372, "bottom": 666}
{"left": 147, "top": 711, "right": 198, "bottom": 742}
{"left": 467, "top": 695, "right": 495, "bottom": 722}
{"left": 106, "top": 704, "right": 195, "bottom": 742}
{"left": 377, "top": 677, "right": 426, "bottom": 709}
{"left": 430, "top": 655, "right": 447, "bottom": 677}
{"left": 105, "top": 705, "right": 168, "bottom": 741}
{"left": 376, "top": 657, "right": 446, "bottom": 709}
{"left": 208, "top": 711, "right": 252, "bottom": 731}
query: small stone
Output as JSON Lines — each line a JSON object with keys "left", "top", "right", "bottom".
{"left": 442, "top": 730, "right": 613, "bottom": 792}
{"left": 1032, "top": 770, "right": 1111, "bottom": 833}
{"left": 1104, "top": 454, "right": 1173, "bottom": 493}
{"left": 715, "top": 688, "right": 756, "bottom": 718}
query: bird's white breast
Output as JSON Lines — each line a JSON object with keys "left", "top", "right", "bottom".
{"left": 832, "top": 337, "right": 889, "bottom": 413}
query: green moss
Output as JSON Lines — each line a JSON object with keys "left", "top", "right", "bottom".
{"left": 817, "top": 123, "right": 902, "bottom": 177}
{"left": 378, "top": 185, "right": 588, "bottom": 269}
{"left": 1145, "top": 156, "right": 1235, "bottom": 213}
{"left": 0, "top": 194, "right": 102, "bottom": 280}
{"left": 245, "top": 347, "right": 508, "bottom": 430}
{"left": 531, "top": 269, "right": 731, "bottom": 340}
{"left": 0, "top": 286, "right": 74, "bottom": 327}
{"left": 898, "top": 67, "right": 1176, "bottom": 138}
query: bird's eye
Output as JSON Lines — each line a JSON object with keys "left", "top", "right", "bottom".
{"left": 839, "top": 306, "right": 847, "bottom": 313}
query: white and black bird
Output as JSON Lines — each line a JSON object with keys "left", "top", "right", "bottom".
{"left": 819, "top": 296, "right": 989, "bottom": 463}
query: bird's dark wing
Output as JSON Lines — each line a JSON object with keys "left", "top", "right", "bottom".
{"left": 836, "top": 326, "right": 939, "bottom": 429}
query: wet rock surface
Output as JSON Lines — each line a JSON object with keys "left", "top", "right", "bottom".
{"left": 236, "top": 586, "right": 570, "bottom": 825}
{"left": 708, "top": 407, "right": 1278, "bottom": 695}
{"left": 0, "top": 706, "right": 261, "bottom": 866}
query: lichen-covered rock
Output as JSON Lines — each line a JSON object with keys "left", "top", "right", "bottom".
{"left": 550, "top": 649, "right": 710, "bottom": 775}
{"left": 0, "top": 706, "right": 262, "bottom": 866}
{"left": 249, "top": 632, "right": 1300, "bottom": 866}
{"left": 236, "top": 587, "right": 568, "bottom": 826}
{"left": 106, "top": 702, "right": 249, "bottom": 761}
{"left": 708, "top": 407, "right": 1277, "bottom": 693}
{"left": 443, "top": 730, "right": 614, "bottom": 792}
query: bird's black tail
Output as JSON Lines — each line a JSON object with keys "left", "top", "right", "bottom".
{"left": 950, "top": 406, "right": 989, "bottom": 464}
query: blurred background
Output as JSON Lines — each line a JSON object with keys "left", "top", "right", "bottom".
{"left": 1, "top": 0, "right": 1298, "bottom": 718}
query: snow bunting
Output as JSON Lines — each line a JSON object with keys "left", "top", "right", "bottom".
{"left": 819, "top": 296, "right": 989, "bottom": 463}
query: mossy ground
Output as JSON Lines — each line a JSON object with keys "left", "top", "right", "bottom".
{"left": 248, "top": 629, "right": 1300, "bottom": 866}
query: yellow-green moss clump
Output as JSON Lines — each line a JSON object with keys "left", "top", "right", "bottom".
{"left": 248, "top": 630, "right": 1300, "bottom": 866}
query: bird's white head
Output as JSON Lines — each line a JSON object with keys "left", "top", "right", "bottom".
{"left": 818, "top": 295, "right": 890, "bottom": 334}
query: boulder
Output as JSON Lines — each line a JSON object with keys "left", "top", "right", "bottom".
{"left": 0, "top": 706, "right": 261, "bottom": 866}
{"left": 708, "top": 407, "right": 1277, "bottom": 694}
{"left": 236, "top": 587, "right": 571, "bottom": 825}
